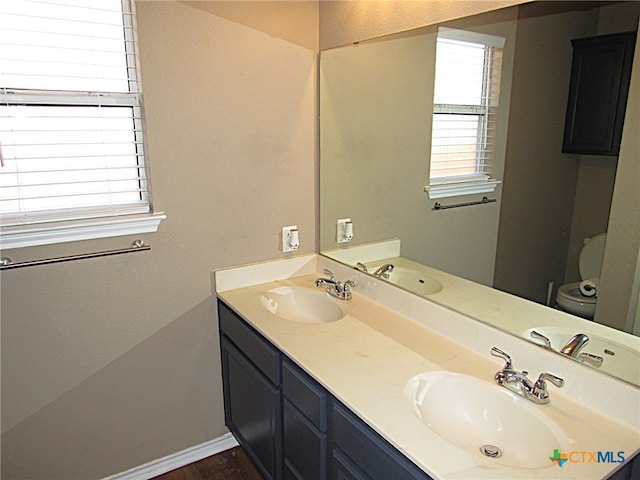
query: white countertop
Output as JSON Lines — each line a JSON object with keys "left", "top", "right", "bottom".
{"left": 215, "top": 254, "right": 640, "bottom": 480}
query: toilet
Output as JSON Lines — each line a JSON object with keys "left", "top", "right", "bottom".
{"left": 555, "top": 233, "right": 606, "bottom": 319}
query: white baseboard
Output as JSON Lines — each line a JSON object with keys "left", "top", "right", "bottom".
{"left": 103, "top": 432, "right": 239, "bottom": 480}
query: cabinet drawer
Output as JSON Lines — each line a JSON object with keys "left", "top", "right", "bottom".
{"left": 331, "top": 449, "right": 371, "bottom": 480}
{"left": 331, "top": 401, "right": 431, "bottom": 480}
{"left": 284, "top": 400, "right": 328, "bottom": 480}
{"left": 283, "top": 358, "right": 328, "bottom": 430}
{"left": 218, "top": 300, "right": 280, "bottom": 384}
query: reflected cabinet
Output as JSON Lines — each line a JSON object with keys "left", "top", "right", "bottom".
{"left": 563, "top": 32, "right": 636, "bottom": 156}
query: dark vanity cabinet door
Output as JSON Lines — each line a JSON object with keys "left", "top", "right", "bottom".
{"left": 219, "top": 301, "right": 282, "bottom": 480}
{"left": 562, "top": 32, "right": 636, "bottom": 156}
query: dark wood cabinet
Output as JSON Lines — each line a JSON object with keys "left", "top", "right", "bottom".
{"left": 219, "top": 302, "right": 282, "bottom": 480}
{"left": 218, "top": 299, "right": 432, "bottom": 480}
{"left": 330, "top": 401, "right": 433, "bottom": 480}
{"left": 221, "top": 338, "right": 282, "bottom": 480}
{"left": 562, "top": 31, "right": 636, "bottom": 156}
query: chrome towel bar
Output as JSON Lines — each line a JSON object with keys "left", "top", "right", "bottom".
{"left": 0, "top": 239, "right": 150, "bottom": 270}
{"left": 433, "top": 196, "right": 496, "bottom": 211}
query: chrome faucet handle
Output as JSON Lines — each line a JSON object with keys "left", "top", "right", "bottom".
{"left": 323, "top": 269, "right": 335, "bottom": 281}
{"left": 342, "top": 279, "right": 356, "bottom": 298}
{"left": 530, "top": 330, "right": 552, "bottom": 349}
{"left": 537, "top": 372, "right": 564, "bottom": 388}
{"left": 579, "top": 352, "right": 603, "bottom": 367}
{"left": 532, "top": 373, "right": 564, "bottom": 401}
{"left": 490, "top": 347, "right": 513, "bottom": 370}
{"left": 355, "top": 262, "right": 368, "bottom": 273}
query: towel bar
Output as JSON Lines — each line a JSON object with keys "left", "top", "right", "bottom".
{"left": 0, "top": 239, "right": 150, "bottom": 270}
{"left": 432, "top": 196, "right": 496, "bottom": 211}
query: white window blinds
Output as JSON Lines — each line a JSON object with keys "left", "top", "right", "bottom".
{"left": 0, "top": 0, "right": 150, "bottom": 227}
{"left": 427, "top": 28, "right": 505, "bottom": 199}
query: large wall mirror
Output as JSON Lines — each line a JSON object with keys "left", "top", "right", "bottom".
{"left": 319, "top": 1, "right": 640, "bottom": 385}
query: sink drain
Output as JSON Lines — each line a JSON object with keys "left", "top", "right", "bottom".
{"left": 480, "top": 445, "right": 502, "bottom": 458}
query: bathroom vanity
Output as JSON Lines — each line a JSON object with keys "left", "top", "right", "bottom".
{"left": 219, "top": 300, "right": 429, "bottom": 480}
{"left": 215, "top": 254, "right": 640, "bottom": 480}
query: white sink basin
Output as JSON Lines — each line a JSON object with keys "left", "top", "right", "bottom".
{"left": 260, "top": 286, "right": 346, "bottom": 324}
{"left": 388, "top": 266, "right": 443, "bottom": 295}
{"left": 523, "top": 326, "right": 640, "bottom": 384}
{"left": 404, "top": 371, "right": 568, "bottom": 468}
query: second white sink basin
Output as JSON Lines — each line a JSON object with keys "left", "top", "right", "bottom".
{"left": 404, "top": 371, "right": 568, "bottom": 468}
{"left": 260, "top": 286, "right": 346, "bottom": 324}
{"left": 387, "top": 266, "right": 443, "bottom": 295}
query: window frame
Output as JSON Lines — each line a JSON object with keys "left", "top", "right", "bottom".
{"left": 0, "top": 0, "right": 164, "bottom": 249}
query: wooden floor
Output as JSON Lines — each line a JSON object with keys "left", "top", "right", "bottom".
{"left": 152, "top": 447, "right": 263, "bottom": 480}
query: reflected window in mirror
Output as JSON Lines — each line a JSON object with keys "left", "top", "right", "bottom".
{"left": 426, "top": 28, "right": 505, "bottom": 199}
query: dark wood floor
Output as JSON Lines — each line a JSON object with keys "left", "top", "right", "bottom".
{"left": 152, "top": 447, "right": 263, "bottom": 480}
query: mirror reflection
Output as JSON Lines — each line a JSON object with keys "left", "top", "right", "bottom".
{"left": 319, "top": 1, "right": 640, "bottom": 385}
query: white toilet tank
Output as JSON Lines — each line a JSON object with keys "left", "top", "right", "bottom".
{"left": 579, "top": 233, "right": 607, "bottom": 280}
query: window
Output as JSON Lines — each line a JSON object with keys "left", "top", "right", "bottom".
{"left": 426, "top": 28, "right": 505, "bottom": 199}
{"left": 0, "top": 0, "right": 164, "bottom": 248}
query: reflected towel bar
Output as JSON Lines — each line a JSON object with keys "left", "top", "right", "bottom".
{"left": 433, "top": 196, "right": 496, "bottom": 211}
{"left": 0, "top": 239, "right": 150, "bottom": 270}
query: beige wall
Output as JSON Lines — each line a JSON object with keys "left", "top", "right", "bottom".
{"left": 494, "top": 2, "right": 598, "bottom": 303}
{"left": 1, "top": 2, "right": 317, "bottom": 478}
{"left": 319, "top": 30, "right": 435, "bottom": 261}
{"left": 182, "top": 1, "right": 318, "bottom": 51}
{"left": 0, "top": 1, "right": 532, "bottom": 479}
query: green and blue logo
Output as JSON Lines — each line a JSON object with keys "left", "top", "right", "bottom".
{"left": 549, "top": 449, "right": 568, "bottom": 467}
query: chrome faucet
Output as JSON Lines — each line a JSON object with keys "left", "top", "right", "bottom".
{"left": 491, "top": 347, "right": 564, "bottom": 404}
{"left": 315, "top": 269, "right": 355, "bottom": 300}
{"left": 560, "top": 333, "right": 589, "bottom": 358}
{"left": 372, "top": 263, "right": 394, "bottom": 279}
{"left": 530, "top": 331, "right": 603, "bottom": 367}
{"left": 559, "top": 333, "right": 604, "bottom": 366}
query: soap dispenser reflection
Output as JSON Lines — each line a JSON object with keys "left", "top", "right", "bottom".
{"left": 337, "top": 218, "right": 353, "bottom": 243}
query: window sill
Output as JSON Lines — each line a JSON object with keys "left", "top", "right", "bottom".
{"left": 425, "top": 179, "right": 501, "bottom": 200}
{"left": 0, "top": 213, "right": 167, "bottom": 250}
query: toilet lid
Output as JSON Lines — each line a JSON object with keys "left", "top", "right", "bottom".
{"left": 579, "top": 233, "right": 607, "bottom": 280}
